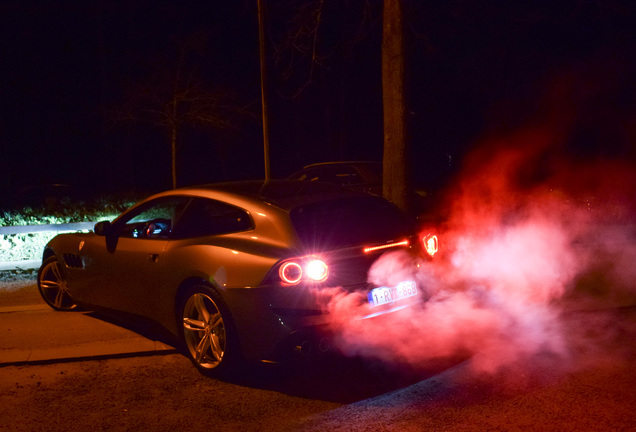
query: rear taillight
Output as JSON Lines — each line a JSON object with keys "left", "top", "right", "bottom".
{"left": 278, "top": 257, "right": 329, "bottom": 285}
{"left": 363, "top": 239, "right": 409, "bottom": 254}
{"left": 279, "top": 261, "right": 303, "bottom": 284}
{"left": 423, "top": 233, "right": 439, "bottom": 257}
{"left": 305, "top": 259, "right": 329, "bottom": 282}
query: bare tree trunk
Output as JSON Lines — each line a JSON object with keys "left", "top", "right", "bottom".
{"left": 258, "top": 0, "right": 271, "bottom": 181}
{"left": 382, "top": 0, "right": 411, "bottom": 214}
{"left": 171, "top": 125, "right": 177, "bottom": 189}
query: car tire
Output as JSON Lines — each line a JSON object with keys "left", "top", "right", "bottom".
{"left": 178, "top": 284, "right": 240, "bottom": 375}
{"left": 37, "top": 256, "right": 77, "bottom": 311}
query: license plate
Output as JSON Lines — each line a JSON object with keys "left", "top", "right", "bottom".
{"left": 367, "top": 281, "right": 418, "bottom": 307}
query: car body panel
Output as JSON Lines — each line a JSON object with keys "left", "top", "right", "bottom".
{"left": 41, "top": 180, "right": 426, "bottom": 363}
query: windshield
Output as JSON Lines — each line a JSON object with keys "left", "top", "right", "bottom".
{"left": 290, "top": 196, "right": 415, "bottom": 251}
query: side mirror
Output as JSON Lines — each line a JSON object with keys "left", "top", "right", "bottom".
{"left": 94, "top": 220, "right": 113, "bottom": 236}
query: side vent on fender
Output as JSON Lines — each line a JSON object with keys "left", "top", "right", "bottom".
{"left": 63, "top": 254, "right": 84, "bottom": 269}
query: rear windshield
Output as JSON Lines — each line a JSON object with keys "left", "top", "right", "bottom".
{"left": 289, "top": 196, "right": 415, "bottom": 250}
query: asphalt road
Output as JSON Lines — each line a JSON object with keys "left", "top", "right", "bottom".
{"left": 1, "top": 281, "right": 636, "bottom": 431}
{"left": 0, "top": 281, "right": 174, "bottom": 365}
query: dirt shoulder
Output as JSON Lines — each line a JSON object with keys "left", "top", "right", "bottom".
{"left": 0, "top": 279, "right": 41, "bottom": 308}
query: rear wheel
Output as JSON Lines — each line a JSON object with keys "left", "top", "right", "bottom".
{"left": 179, "top": 285, "right": 239, "bottom": 374}
{"left": 37, "top": 256, "right": 77, "bottom": 311}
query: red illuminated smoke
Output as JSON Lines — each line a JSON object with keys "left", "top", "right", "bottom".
{"left": 320, "top": 126, "right": 635, "bottom": 377}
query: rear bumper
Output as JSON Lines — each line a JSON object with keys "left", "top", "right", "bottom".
{"left": 223, "top": 284, "right": 423, "bottom": 363}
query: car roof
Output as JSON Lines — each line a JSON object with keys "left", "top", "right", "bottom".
{"left": 165, "top": 180, "right": 373, "bottom": 212}
{"left": 286, "top": 161, "right": 382, "bottom": 186}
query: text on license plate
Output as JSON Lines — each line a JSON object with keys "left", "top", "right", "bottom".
{"left": 367, "top": 281, "right": 418, "bottom": 307}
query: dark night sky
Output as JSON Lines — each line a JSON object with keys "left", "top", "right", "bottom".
{"left": 1, "top": 0, "right": 635, "bottom": 205}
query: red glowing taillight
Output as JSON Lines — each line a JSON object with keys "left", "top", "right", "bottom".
{"left": 278, "top": 257, "right": 329, "bottom": 285}
{"left": 423, "top": 233, "right": 439, "bottom": 257}
{"left": 279, "top": 261, "right": 303, "bottom": 284}
{"left": 363, "top": 240, "right": 409, "bottom": 254}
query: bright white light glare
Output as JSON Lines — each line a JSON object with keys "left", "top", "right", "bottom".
{"left": 305, "top": 259, "right": 328, "bottom": 282}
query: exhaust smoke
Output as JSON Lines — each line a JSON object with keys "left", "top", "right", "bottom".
{"left": 318, "top": 127, "right": 636, "bottom": 379}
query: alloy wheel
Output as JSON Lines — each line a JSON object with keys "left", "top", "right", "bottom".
{"left": 182, "top": 292, "right": 227, "bottom": 369}
{"left": 37, "top": 257, "right": 77, "bottom": 311}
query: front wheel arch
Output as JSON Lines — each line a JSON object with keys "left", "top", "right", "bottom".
{"left": 41, "top": 248, "right": 55, "bottom": 263}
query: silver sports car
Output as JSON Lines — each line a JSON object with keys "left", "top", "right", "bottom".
{"left": 37, "top": 180, "right": 437, "bottom": 374}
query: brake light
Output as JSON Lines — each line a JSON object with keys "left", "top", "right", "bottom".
{"left": 423, "top": 233, "right": 438, "bottom": 256}
{"left": 306, "top": 259, "right": 328, "bottom": 282}
{"left": 279, "top": 261, "right": 302, "bottom": 284}
{"left": 278, "top": 257, "right": 329, "bottom": 285}
{"left": 363, "top": 240, "right": 409, "bottom": 254}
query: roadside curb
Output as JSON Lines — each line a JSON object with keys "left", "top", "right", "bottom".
{"left": 0, "top": 304, "right": 50, "bottom": 313}
{"left": 0, "top": 300, "right": 179, "bottom": 367}
{"left": 0, "top": 340, "right": 177, "bottom": 367}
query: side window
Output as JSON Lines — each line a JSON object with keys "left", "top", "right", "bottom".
{"left": 172, "top": 198, "right": 253, "bottom": 239}
{"left": 116, "top": 196, "right": 192, "bottom": 239}
{"left": 298, "top": 166, "right": 361, "bottom": 186}
{"left": 332, "top": 166, "right": 361, "bottom": 185}
{"left": 291, "top": 168, "right": 320, "bottom": 182}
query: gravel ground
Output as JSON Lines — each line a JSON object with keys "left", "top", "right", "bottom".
{"left": 0, "top": 354, "right": 344, "bottom": 432}
{"left": 1, "top": 340, "right": 635, "bottom": 432}
{"left": 2, "top": 275, "right": 635, "bottom": 431}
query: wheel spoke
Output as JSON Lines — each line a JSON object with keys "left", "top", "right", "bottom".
{"left": 183, "top": 317, "right": 206, "bottom": 331}
{"left": 193, "top": 294, "right": 211, "bottom": 323}
{"left": 51, "top": 262, "right": 63, "bottom": 282}
{"left": 40, "top": 278, "right": 60, "bottom": 290}
{"left": 209, "top": 312, "right": 223, "bottom": 331}
{"left": 195, "top": 333, "right": 211, "bottom": 363}
{"left": 210, "top": 334, "right": 223, "bottom": 362}
{"left": 54, "top": 288, "right": 66, "bottom": 309}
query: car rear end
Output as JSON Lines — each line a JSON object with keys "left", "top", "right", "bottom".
{"left": 248, "top": 191, "right": 435, "bottom": 360}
